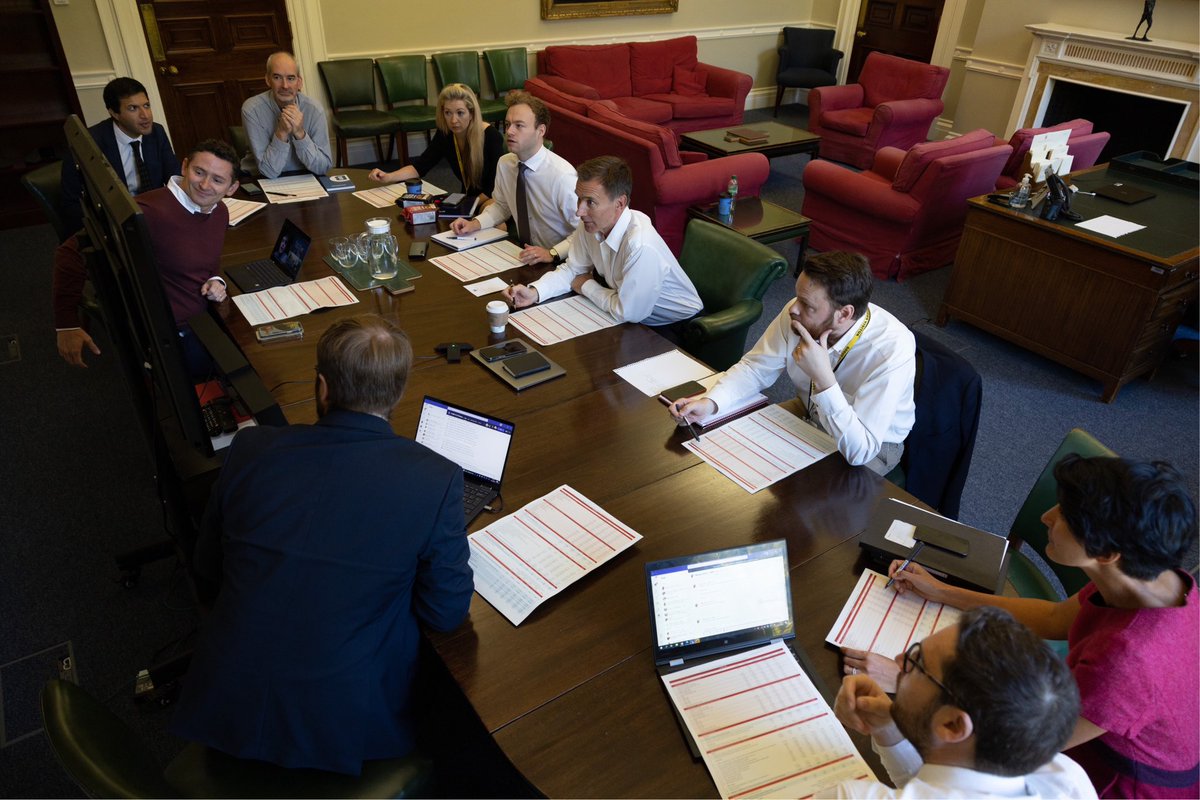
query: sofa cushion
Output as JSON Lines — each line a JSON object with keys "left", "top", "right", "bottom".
{"left": 588, "top": 102, "right": 683, "bottom": 168}
{"left": 643, "top": 93, "right": 735, "bottom": 120}
{"left": 630, "top": 36, "right": 698, "bottom": 95}
{"left": 860, "top": 53, "right": 948, "bottom": 107}
{"left": 543, "top": 43, "right": 632, "bottom": 99}
{"left": 820, "top": 107, "right": 874, "bottom": 136}
{"left": 525, "top": 77, "right": 595, "bottom": 115}
{"left": 892, "top": 128, "right": 995, "bottom": 192}
{"left": 608, "top": 95, "right": 675, "bottom": 124}
{"left": 673, "top": 66, "right": 708, "bottom": 97}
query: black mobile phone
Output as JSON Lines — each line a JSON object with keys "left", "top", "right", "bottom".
{"left": 479, "top": 341, "right": 527, "bottom": 362}
{"left": 502, "top": 351, "right": 551, "bottom": 379}
{"left": 242, "top": 182, "right": 263, "bottom": 196}
{"left": 660, "top": 380, "right": 706, "bottom": 403}
{"left": 409, "top": 241, "right": 428, "bottom": 260}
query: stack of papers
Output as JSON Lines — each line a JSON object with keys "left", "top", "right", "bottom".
{"left": 509, "top": 295, "right": 621, "bottom": 346}
{"left": 231, "top": 275, "right": 358, "bottom": 325}
{"left": 614, "top": 349, "right": 713, "bottom": 397}
{"left": 430, "top": 226, "right": 508, "bottom": 252}
{"left": 222, "top": 197, "right": 266, "bottom": 226}
{"left": 259, "top": 174, "right": 328, "bottom": 204}
{"left": 352, "top": 180, "right": 446, "bottom": 209}
{"left": 826, "top": 569, "right": 960, "bottom": 655}
{"left": 430, "top": 240, "right": 523, "bottom": 281}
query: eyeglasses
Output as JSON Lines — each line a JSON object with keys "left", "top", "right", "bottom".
{"left": 901, "top": 641, "right": 961, "bottom": 706}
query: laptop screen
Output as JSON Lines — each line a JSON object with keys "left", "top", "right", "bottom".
{"left": 270, "top": 218, "right": 312, "bottom": 279}
{"left": 646, "top": 540, "right": 793, "bottom": 664}
{"left": 414, "top": 396, "right": 515, "bottom": 486}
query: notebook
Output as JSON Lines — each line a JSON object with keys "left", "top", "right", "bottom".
{"left": 225, "top": 219, "right": 312, "bottom": 292}
{"left": 414, "top": 396, "right": 516, "bottom": 525}
{"left": 646, "top": 539, "right": 799, "bottom": 757}
{"left": 1094, "top": 182, "right": 1156, "bottom": 204}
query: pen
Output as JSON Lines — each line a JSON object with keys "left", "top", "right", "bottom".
{"left": 670, "top": 400, "right": 702, "bottom": 441}
{"left": 886, "top": 541, "right": 924, "bottom": 589}
{"left": 266, "top": 191, "right": 296, "bottom": 197}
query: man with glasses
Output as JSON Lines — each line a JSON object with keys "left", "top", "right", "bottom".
{"left": 832, "top": 606, "right": 1097, "bottom": 798}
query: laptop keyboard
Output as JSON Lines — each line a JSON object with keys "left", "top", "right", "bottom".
{"left": 464, "top": 481, "right": 496, "bottom": 521}
{"left": 245, "top": 259, "right": 285, "bottom": 286}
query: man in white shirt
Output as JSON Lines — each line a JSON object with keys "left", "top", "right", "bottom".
{"left": 831, "top": 606, "right": 1096, "bottom": 799}
{"left": 451, "top": 92, "right": 577, "bottom": 266}
{"left": 503, "top": 155, "right": 702, "bottom": 327}
{"left": 670, "top": 252, "right": 915, "bottom": 473}
{"left": 241, "top": 51, "right": 333, "bottom": 179}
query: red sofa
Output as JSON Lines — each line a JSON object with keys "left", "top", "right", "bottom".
{"left": 802, "top": 129, "right": 1012, "bottom": 281}
{"left": 995, "top": 118, "right": 1111, "bottom": 189}
{"left": 528, "top": 36, "right": 750, "bottom": 134}
{"left": 530, "top": 89, "right": 768, "bottom": 255}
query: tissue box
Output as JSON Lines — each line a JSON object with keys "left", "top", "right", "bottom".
{"left": 402, "top": 204, "right": 438, "bottom": 225}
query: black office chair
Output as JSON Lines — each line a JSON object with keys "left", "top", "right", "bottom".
{"left": 775, "top": 27, "right": 842, "bottom": 117}
{"left": 21, "top": 161, "right": 71, "bottom": 243}
{"left": 42, "top": 678, "right": 434, "bottom": 798}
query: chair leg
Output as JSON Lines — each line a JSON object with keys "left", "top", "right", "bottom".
{"left": 398, "top": 130, "right": 410, "bottom": 166}
{"left": 337, "top": 135, "right": 347, "bottom": 169}
{"left": 774, "top": 85, "right": 785, "bottom": 117}
{"left": 373, "top": 135, "right": 384, "bottom": 164}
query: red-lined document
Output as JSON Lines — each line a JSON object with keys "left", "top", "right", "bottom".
{"left": 468, "top": 484, "right": 642, "bottom": 625}
{"left": 509, "top": 295, "right": 621, "bottom": 345}
{"left": 663, "top": 641, "right": 875, "bottom": 799}
{"left": 231, "top": 275, "right": 358, "bottom": 326}
{"left": 826, "top": 569, "right": 961, "bottom": 655}
{"left": 683, "top": 405, "right": 836, "bottom": 493}
{"left": 429, "top": 240, "right": 523, "bottom": 281}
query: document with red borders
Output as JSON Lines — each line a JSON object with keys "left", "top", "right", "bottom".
{"left": 231, "top": 275, "right": 358, "bottom": 326}
{"left": 509, "top": 295, "right": 621, "bottom": 346}
{"left": 825, "top": 569, "right": 960, "bottom": 654}
{"left": 429, "top": 240, "right": 523, "bottom": 281}
{"left": 468, "top": 484, "right": 642, "bottom": 625}
{"left": 663, "top": 641, "right": 875, "bottom": 799}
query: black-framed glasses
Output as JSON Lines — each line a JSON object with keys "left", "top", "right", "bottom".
{"left": 901, "top": 642, "right": 961, "bottom": 706}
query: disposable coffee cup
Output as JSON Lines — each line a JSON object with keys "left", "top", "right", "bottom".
{"left": 486, "top": 300, "right": 509, "bottom": 333}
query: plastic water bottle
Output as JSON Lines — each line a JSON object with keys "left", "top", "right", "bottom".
{"left": 726, "top": 174, "right": 739, "bottom": 212}
{"left": 1010, "top": 173, "right": 1032, "bottom": 209}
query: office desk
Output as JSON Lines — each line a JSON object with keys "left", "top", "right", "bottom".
{"left": 217, "top": 175, "right": 915, "bottom": 797}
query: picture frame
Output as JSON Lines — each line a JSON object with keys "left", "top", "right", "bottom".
{"left": 541, "top": 0, "right": 678, "bottom": 21}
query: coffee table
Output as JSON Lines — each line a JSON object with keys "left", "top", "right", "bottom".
{"left": 688, "top": 196, "right": 810, "bottom": 276}
{"left": 680, "top": 120, "right": 821, "bottom": 160}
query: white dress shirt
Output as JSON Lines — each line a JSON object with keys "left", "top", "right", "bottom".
{"left": 474, "top": 146, "right": 578, "bottom": 255}
{"left": 112, "top": 121, "right": 143, "bottom": 193}
{"left": 529, "top": 207, "right": 702, "bottom": 326}
{"left": 833, "top": 737, "right": 1098, "bottom": 799}
{"left": 704, "top": 300, "right": 916, "bottom": 466}
{"left": 240, "top": 90, "right": 333, "bottom": 179}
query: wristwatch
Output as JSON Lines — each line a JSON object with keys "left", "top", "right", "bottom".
{"left": 548, "top": 247, "right": 563, "bottom": 266}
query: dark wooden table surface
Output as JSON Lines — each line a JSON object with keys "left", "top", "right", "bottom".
{"left": 217, "top": 172, "right": 909, "bottom": 797}
{"left": 680, "top": 119, "right": 822, "bottom": 160}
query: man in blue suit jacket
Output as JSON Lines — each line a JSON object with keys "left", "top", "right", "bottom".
{"left": 60, "top": 77, "right": 180, "bottom": 233}
{"left": 171, "top": 315, "right": 474, "bottom": 776}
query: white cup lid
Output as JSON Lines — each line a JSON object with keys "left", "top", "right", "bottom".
{"left": 365, "top": 217, "right": 391, "bottom": 234}
{"left": 486, "top": 300, "right": 508, "bottom": 312}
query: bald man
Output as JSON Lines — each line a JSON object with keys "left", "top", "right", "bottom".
{"left": 240, "top": 51, "right": 333, "bottom": 178}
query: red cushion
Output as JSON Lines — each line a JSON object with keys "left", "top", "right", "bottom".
{"left": 892, "top": 128, "right": 995, "bottom": 192}
{"left": 588, "top": 103, "right": 682, "bottom": 168}
{"left": 629, "top": 36, "right": 698, "bottom": 95}
{"left": 543, "top": 43, "right": 631, "bottom": 99}
{"left": 859, "top": 52, "right": 949, "bottom": 107}
{"left": 643, "top": 93, "right": 734, "bottom": 119}
{"left": 608, "top": 96, "right": 674, "bottom": 124}
{"left": 525, "top": 77, "right": 594, "bottom": 115}
{"left": 820, "top": 107, "right": 874, "bottom": 136}
{"left": 673, "top": 66, "right": 708, "bottom": 97}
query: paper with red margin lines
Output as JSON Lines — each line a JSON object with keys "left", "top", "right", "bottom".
{"left": 429, "top": 240, "right": 523, "bottom": 282}
{"left": 825, "top": 569, "right": 961, "bottom": 655}
{"left": 683, "top": 404, "right": 836, "bottom": 494}
{"left": 467, "top": 484, "right": 642, "bottom": 626}
{"left": 231, "top": 275, "right": 358, "bottom": 326}
{"left": 663, "top": 641, "right": 876, "bottom": 799}
{"left": 508, "top": 294, "right": 621, "bottom": 346}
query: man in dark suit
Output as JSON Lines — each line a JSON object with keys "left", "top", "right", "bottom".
{"left": 171, "top": 315, "right": 474, "bottom": 776}
{"left": 60, "top": 77, "right": 180, "bottom": 234}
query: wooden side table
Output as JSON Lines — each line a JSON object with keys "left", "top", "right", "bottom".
{"left": 688, "top": 197, "right": 811, "bottom": 276}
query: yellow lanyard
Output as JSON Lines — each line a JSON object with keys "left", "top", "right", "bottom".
{"left": 452, "top": 135, "right": 468, "bottom": 193}
{"left": 806, "top": 307, "right": 871, "bottom": 417}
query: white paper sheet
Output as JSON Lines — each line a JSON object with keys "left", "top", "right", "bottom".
{"left": 683, "top": 405, "right": 836, "bottom": 493}
{"left": 1075, "top": 215, "right": 1146, "bottom": 238}
{"left": 430, "top": 240, "right": 523, "bottom": 281}
{"left": 663, "top": 641, "right": 876, "bottom": 799}
{"left": 430, "top": 226, "right": 509, "bottom": 252}
{"left": 352, "top": 180, "right": 446, "bottom": 209}
{"left": 463, "top": 276, "right": 509, "bottom": 297}
{"left": 468, "top": 485, "right": 642, "bottom": 626}
{"left": 259, "top": 174, "right": 328, "bottom": 204}
{"left": 509, "top": 295, "right": 622, "bottom": 345}
{"left": 231, "top": 275, "right": 358, "bottom": 325}
{"left": 614, "top": 349, "right": 714, "bottom": 396}
{"left": 825, "top": 569, "right": 960, "bottom": 655}
{"left": 222, "top": 197, "right": 266, "bottom": 226}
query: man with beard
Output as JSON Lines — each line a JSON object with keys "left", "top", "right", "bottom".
{"left": 831, "top": 606, "right": 1096, "bottom": 798}
{"left": 171, "top": 315, "right": 473, "bottom": 774}
{"left": 669, "top": 251, "right": 915, "bottom": 473}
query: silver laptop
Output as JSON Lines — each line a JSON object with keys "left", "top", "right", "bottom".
{"left": 414, "top": 396, "right": 516, "bottom": 525}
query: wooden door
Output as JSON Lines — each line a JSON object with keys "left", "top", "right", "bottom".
{"left": 847, "top": 0, "right": 944, "bottom": 82}
{"left": 136, "top": 0, "right": 293, "bottom": 155}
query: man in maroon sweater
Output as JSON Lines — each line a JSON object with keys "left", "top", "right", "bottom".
{"left": 54, "top": 139, "right": 240, "bottom": 369}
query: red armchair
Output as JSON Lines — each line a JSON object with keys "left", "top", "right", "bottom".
{"left": 995, "top": 118, "right": 1111, "bottom": 189}
{"left": 801, "top": 129, "right": 1012, "bottom": 281}
{"left": 809, "top": 53, "right": 949, "bottom": 169}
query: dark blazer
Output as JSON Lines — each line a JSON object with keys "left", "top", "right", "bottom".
{"left": 170, "top": 409, "right": 474, "bottom": 775}
{"left": 60, "top": 119, "right": 179, "bottom": 233}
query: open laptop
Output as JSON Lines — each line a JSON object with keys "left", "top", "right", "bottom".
{"left": 225, "top": 218, "right": 312, "bottom": 292}
{"left": 414, "top": 396, "right": 516, "bottom": 525}
{"left": 646, "top": 539, "right": 800, "bottom": 757}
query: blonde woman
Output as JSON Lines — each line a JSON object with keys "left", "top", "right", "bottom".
{"left": 368, "top": 82, "right": 503, "bottom": 199}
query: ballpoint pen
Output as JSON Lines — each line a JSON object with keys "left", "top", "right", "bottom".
{"left": 265, "top": 191, "right": 296, "bottom": 197}
{"left": 886, "top": 540, "right": 925, "bottom": 589}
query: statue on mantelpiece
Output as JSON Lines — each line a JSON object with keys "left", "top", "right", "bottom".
{"left": 1128, "top": 0, "right": 1155, "bottom": 41}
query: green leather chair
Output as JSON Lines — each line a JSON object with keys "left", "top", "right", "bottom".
{"left": 375, "top": 55, "right": 438, "bottom": 165}
{"left": 42, "top": 678, "right": 433, "bottom": 798}
{"left": 227, "top": 125, "right": 252, "bottom": 177}
{"left": 677, "top": 219, "right": 788, "bottom": 371}
{"left": 483, "top": 47, "right": 529, "bottom": 99}
{"left": 317, "top": 58, "right": 402, "bottom": 168}
{"left": 21, "top": 161, "right": 70, "bottom": 242}
{"left": 431, "top": 50, "right": 507, "bottom": 123}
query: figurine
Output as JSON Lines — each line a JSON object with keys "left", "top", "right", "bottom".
{"left": 1129, "top": 0, "right": 1155, "bottom": 42}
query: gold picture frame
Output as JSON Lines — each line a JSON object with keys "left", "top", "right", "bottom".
{"left": 541, "top": 0, "right": 678, "bottom": 21}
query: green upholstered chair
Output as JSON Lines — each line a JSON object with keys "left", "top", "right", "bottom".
{"left": 431, "top": 50, "right": 507, "bottom": 123}
{"left": 677, "top": 219, "right": 788, "bottom": 371}
{"left": 227, "top": 125, "right": 252, "bottom": 178}
{"left": 317, "top": 58, "right": 401, "bottom": 168}
{"left": 483, "top": 47, "right": 529, "bottom": 99}
{"left": 42, "top": 678, "right": 434, "bottom": 798}
{"left": 21, "top": 161, "right": 70, "bottom": 243}
{"left": 376, "top": 55, "right": 438, "bottom": 165}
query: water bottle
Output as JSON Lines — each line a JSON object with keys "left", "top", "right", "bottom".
{"left": 1010, "top": 173, "right": 1032, "bottom": 209}
{"left": 365, "top": 217, "right": 398, "bottom": 280}
{"left": 726, "top": 174, "right": 739, "bottom": 212}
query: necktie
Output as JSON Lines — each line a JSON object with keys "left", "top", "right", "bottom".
{"left": 130, "top": 140, "right": 150, "bottom": 194}
{"left": 515, "top": 162, "right": 532, "bottom": 246}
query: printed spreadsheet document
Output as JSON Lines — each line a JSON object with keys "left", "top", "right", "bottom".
{"left": 430, "top": 240, "right": 523, "bottom": 281}
{"left": 663, "top": 641, "right": 875, "bottom": 799}
{"left": 825, "top": 569, "right": 960, "bottom": 653}
{"left": 468, "top": 484, "right": 643, "bottom": 625}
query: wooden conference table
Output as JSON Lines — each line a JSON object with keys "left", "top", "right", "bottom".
{"left": 216, "top": 171, "right": 916, "bottom": 797}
